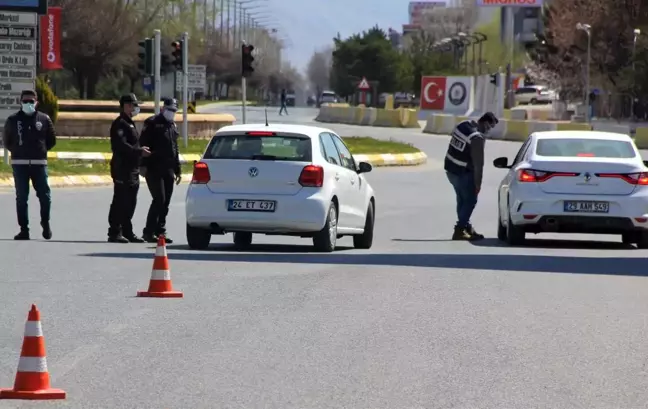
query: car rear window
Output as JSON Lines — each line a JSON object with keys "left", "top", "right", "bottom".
{"left": 536, "top": 138, "right": 636, "bottom": 158}
{"left": 204, "top": 133, "right": 312, "bottom": 161}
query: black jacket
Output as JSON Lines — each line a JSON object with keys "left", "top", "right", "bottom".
{"left": 110, "top": 113, "right": 144, "bottom": 184}
{"left": 140, "top": 114, "right": 181, "bottom": 176}
{"left": 3, "top": 111, "right": 56, "bottom": 164}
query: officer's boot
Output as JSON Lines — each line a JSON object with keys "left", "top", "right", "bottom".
{"left": 14, "top": 228, "right": 29, "bottom": 240}
{"left": 467, "top": 224, "right": 484, "bottom": 240}
{"left": 451, "top": 225, "right": 472, "bottom": 240}
{"left": 141, "top": 230, "right": 158, "bottom": 243}
{"left": 41, "top": 221, "right": 52, "bottom": 240}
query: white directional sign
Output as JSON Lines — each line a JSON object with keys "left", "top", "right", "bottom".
{"left": 176, "top": 64, "right": 207, "bottom": 92}
{"left": 0, "top": 11, "right": 36, "bottom": 116}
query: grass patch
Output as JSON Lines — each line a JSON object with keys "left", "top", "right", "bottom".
{"left": 0, "top": 137, "right": 419, "bottom": 178}
{"left": 52, "top": 137, "right": 420, "bottom": 155}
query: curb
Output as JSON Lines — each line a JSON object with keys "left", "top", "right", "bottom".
{"left": 0, "top": 152, "right": 427, "bottom": 188}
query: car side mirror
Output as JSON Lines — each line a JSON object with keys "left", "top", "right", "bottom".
{"left": 357, "top": 161, "right": 372, "bottom": 174}
{"left": 493, "top": 157, "right": 511, "bottom": 169}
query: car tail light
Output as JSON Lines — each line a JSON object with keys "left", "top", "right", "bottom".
{"left": 518, "top": 169, "right": 578, "bottom": 182}
{"left": 596, "top": 172, "right": 648, "bottom": 185}
{"left": 576, "top": 152, "right": 595, "bottom": 157}
{"left": 246, "top": 131, "right": 275, "bottom": 136}
{"left": 299, "top": 165, "right": 323, "bottom": 187}
{"left": 191, "top": 162, "right": 210, "bottom": 184}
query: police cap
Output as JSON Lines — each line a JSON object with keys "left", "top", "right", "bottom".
{"left": 119, "top": 93, "right": 139, "bottom": 107}
{"left": 162, "top": 97, "right": 178, "bottom": 111}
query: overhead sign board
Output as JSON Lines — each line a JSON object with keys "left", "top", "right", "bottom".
{"left": 176, "top": 65, "right": 207, "bottom": 92}
{"left": 476, "top": 0, "right": 542, "bottom": 6}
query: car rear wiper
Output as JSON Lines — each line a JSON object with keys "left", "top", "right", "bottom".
{"left": 251, "top": 154, "right": 278, "bottom": 160}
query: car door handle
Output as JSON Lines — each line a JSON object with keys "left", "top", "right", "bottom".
{"left": 350, "top": 178, "right": 355, "bottom": 185}
{"left": 335, "top": 173, "right": 340, "bottom": 181}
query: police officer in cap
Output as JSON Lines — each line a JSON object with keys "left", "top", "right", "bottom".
{"left": 444, "top": 112, "right": 498, "bottom": 241}
{"left": 107, "top": 94, "right": 151, "bottom": 243}
{"left": 139, "top": 97, "right": 181, "bottom": 243}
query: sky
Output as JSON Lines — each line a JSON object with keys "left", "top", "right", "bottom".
{"left": 267, "top": 0, "right": 420, "bottom": 73}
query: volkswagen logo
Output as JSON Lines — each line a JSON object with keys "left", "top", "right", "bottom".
{"left": 248, "top": 167, "right": 259, "bottom": 177}
{"left": 584, "top": 172, "right": 591, "bottom": 182}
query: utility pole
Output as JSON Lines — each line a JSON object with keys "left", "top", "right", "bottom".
{"left": 154, "top": 29, "right": 161, "bottom": 114}
{"left": 220, "top": 0, "right": 224, "bottom": 49}
{"left": 182, "top": 32, "right": 189, "bottom": 148}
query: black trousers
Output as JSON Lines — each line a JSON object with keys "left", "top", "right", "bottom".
{"left": 144, "top": 171, "right": 175, "bottom": 235}
{"left": 108, "top": 182, "right": 139, "bottom": 237}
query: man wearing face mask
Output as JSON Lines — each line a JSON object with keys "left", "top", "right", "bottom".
{"left": 444, "top": 112, "right": 498, "bottom": 241}
{"left": 139, "top": 97, "right": 181, "bottom": 243}
{"left": 3, "top": 90, "right": 56, "bottom": 240}
{"left": 107, "top": 94, "right": 151, "bottom": 243}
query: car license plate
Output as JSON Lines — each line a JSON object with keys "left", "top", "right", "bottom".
{"left": 227, "top": 199, "right": 276, "bottom": 212}
{"left": 563, "top": 200, "right": 609, "bottom": 213}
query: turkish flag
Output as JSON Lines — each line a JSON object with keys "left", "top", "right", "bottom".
{"left": 420, "top": 76, "right": 446, "bottom": 110}
{"left": 40, "top": 7, "right": 63, "bottom": 70}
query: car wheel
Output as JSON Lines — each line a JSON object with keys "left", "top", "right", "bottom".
{"left": 530, "top": 98, "right": 538, "bottom": 104}
{"left": 186, "top": 223, "right": 211, "bottom": 250}
{"left": 636, "top": 232, "right": 648, "bottom": 249}
{"left": 313, "top": 202, "right": 337, "bottom": 252}
{"left": 353, "top": 202, "right": 374, "bottom": 249}
{"left": 497, "top": 209, "right": 507, "bottom": 242}
{"left": 505, "top": 206, "right": 525, "bottom": 246}
{"left": 233, "top": 232, "right": 253, "bottom": 250}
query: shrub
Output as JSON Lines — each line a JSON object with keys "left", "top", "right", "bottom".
{"left": 36, "top": 75, "right": 59, "bottom": 124}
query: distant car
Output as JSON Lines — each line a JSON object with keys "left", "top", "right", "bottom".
{"left": 494, "top": 131, "right": 648, "bottom": 248}
{"left": 317, "top": 91, "right": 338, "bottom": 107}
{"left": 185, "top": 123, "right": 376, "bottom": 252}
{"left": 285, "top": 90, "right": 296, "bottom": 107}
{"left": 514, "top": 85, "right": 556, "bottom": 105}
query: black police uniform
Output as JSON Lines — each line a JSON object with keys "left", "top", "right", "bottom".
{"left": 4, "top": 109, "right": 56, "bottom": 240}
{"left": 139, "top": 109, "right": 180, "bottom": 243}
{"left": 107, "top": 97, "right": 147, "bottom": 242}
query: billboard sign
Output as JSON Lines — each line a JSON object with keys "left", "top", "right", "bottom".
{"left": 0, "top": 0, "right": 47, "bottom": 15}
{"left": 476, "top": 0, "right": 542, "bottom": 6}
{"left": 408, "top": 1, "right": 445, "bottom": 25}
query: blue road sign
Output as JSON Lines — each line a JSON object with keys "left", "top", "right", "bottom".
{"left": 142, "top": 76, "right": 153, "bottom": 92}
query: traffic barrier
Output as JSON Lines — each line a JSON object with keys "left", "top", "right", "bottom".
{"left": 591, "top": 122, "right": 631, "bottom": 135}
{"left": 55, "top": 112, "right": 235, "bottom": 138}
{"left": 315, "top": 105, "right": 420, "bottom": 128}
{"left": 634, "top": 127, "right": 648, "bottom": 149}
{"left": 555, "top": 122, "right": 592, "bottom": 131}
{"left": 0, "top": 305, "right": 66, "bottom": 400}
{"left": 399, "top": 108, "right": 420, "bottom": 128}
{"left": 359, "top": 107, "right": 377, "bottom": 125}
{"left": 371, "top": 109, "right": 401, "bottom": 127}
{"left": 320, "top": 102, "right": 350, "bottom": 108}
{"left": 501, "top": 120, "right": 529, "bottom": 141}
{"left": 137, "top": 235, "right": 183, "bottom": 298}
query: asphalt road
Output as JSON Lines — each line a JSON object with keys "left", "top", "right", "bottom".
{"left": 1, "top": 106, "right": 648, "bottom": 408}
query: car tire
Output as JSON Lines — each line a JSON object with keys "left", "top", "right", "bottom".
{"left": 353, "top": 202, "right": 374, "bottom": 249}
{"left": 233, "top": 232, "right": 253, "bottom": 249}
{"left": 530, "top": 98, "right": 538, "bottom": 104}
{"left": 505, "top": 207, "right": 525, "bottom": 246}
{"left": 186, "top": 224, "right": 211, "bottom": 250}
{"left": 497, "top": 210, "right": 507, "bottom": 242}
{"left": 313, "top": 202, "right": 337, "bottom": 252}
{"left": 636, "top": 232, "right": 648, "bottom": 249}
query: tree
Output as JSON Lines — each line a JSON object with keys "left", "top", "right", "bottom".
{"left": 330, "top": 26, "right": 412, "bottom": 97}
{"left": 307, "top": 47, "right": 332, "bottom": 96}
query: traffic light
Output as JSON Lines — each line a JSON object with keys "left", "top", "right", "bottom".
{"left": 171, "top": 40, "right": 183, "bottom": 70}
{"left": 138, "top": 38, "right": 153, "bottom": 76}
{"left": 489, "top": 73, "right": 499, "bottom": 86}
{"left": 241, "top": 44, "right": 254, "bottom": 77}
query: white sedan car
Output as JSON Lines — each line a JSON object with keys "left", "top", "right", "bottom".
{"left": 494, "top": 130, "right": 648, "bottom": 248}
{"left": 185, "top": 123, "right": 376, "bottom": 252}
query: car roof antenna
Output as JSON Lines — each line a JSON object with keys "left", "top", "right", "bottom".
{"left": 264, "top": 105, "right": 269, "bottom": 126}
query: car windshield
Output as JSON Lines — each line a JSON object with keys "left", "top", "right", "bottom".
{"left": 536, "top": 138, "right": 636, "bottom": 158}
{"left": 204, "top": 133, "right": 312, "bottom": 161}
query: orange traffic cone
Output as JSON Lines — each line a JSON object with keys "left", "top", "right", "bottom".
{"left": 0, "top": 304, "right": 66, "bottom": 400}
{"left": 137, "top": 235, "right": 183, "bottom": 298}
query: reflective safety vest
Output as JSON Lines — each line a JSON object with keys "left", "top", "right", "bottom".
{"left": 444, "top": 120, "right": 483, "bottom": 174}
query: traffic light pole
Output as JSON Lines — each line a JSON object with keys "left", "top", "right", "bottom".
{"left": 242, "top": 77, "right": 247, "bottom": 124}
{"left": 154, "top": 29, "right": 161, "bottom": 115}
{"left": 182, "top": 32, "right": 189, "bottom": 148}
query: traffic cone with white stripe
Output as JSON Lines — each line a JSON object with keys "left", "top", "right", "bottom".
{"left": 137, "top": 235, "right": 183, "bottom": 298}
{"left": 0, "top": 304, "right": 66, "bottom": 400}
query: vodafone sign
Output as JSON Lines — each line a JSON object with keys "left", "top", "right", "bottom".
{"left": 476, "top": 0, "right": 542, "bottom": 6}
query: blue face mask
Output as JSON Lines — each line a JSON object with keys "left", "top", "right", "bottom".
{"left": 21, "top": 102, "right": 36, "bottom": 115}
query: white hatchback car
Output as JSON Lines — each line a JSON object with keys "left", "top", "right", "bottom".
{"left": 185, "top": 123, "right": 376, "bottom": 252}
{"left": 494, "top": 131, "right": 648, "bottom": 248}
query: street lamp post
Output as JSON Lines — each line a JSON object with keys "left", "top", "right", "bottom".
{"left": 632, "top": 28, "right": 640, "bottom": 120}
{"left": 472, "top": 32, "right": 487, "bottom": 75}
{"left": 576, "top": 23, "right": 591, "bottom": 122}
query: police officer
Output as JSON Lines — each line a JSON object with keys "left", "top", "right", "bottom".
{"left": 444, "top": 112, "right": 498, "bottom": 241}
{"left": 3, "top": 89, "right": 57, "bottom": 240}
{"left": 139, "top": 98, "right": 181, "bottom": 243}
{"left": 107, "top": 94, "right": 151, "bottom": 243}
